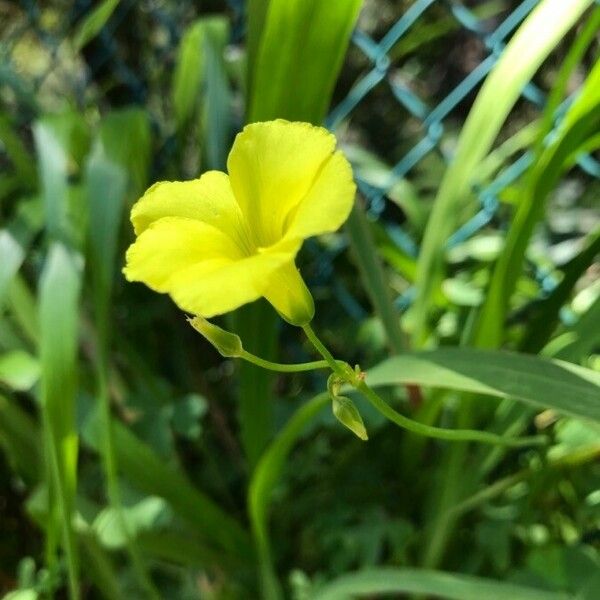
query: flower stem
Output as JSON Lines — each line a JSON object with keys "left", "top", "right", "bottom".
{"left": 239, "top": 350, "right": 334, "bottom": 373}
{"left": 301, "top": 324, "right": 546, "bottom": 448}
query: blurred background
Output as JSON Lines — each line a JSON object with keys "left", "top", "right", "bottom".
{"left": 0, "top": 0, "right": 599, "bottom": 598}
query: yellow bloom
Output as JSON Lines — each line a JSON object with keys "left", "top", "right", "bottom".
{"left": 123, "top": 119, "right": 355, "bottom": 325}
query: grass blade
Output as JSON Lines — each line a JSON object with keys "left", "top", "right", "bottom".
{"left": 312, "top": 568, "right": 571, "bottom": 600}
{"left": 411, "top": 0, "right": 594, "bottom": 344}
{"left": 172, "top": 20, "right": 206, "bottom": 130}
{"left": 86, "top": 109, "right": 158, "bottom": 599}
{"left": 551, "top": 294, "right": 600, "bottom": 363}
{"left": 520, "top": 228, "right": 600, "bottom": 353}
{"left": 73, "top": 0, "right": 120, "bottom": 51}
{"left": 33, "top": 113, "right": 88, "bottom": 244}
{"left": 201, "top": 17, "right": 232, "bottom": 170}
{"left": 82, "top": 413, "right": 253, "bottom": 563}
{"left": 39, "top": 243, "right": 82, "bottom": 598}
{"left": 366, "top": 348, "right": 600, "bottom": 423}
{"left": 0, "top": 394, "right": 40, "bottom": 483}
{"left": 249, "top": 393, "right": 329, "bottom": 600}
{"left": 346, "top": 202, "right": 407, "bottom": 353}
{"left": 474, "top": 37, "right": 600, "bottom": 348}
{"left": 248, "top": 0, "right": 362, "bottom": 123}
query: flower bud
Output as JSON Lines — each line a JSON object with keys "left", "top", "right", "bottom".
{"left": 187, "top": 316, "right": 243, "bottom": 357}
{"left": 332, "top": 395, "right": 368, "bottom": 441}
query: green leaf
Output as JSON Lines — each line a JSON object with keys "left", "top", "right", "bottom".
{"left": 38, "top": 242, "right": 83, "bottom": 597}
{"left": 170, "top": 394, "right": 207, "bottom": 440}
{"left": 0, "top": 394, "right": 40, "bottom": 482}
{"left": 246, "top": 0, "right": 271, "bottom": 97}
{"left": 137, "top": 530, "right": 234, "bottom": 570}
{"left": 172, "top": 20, "right": 206, "bottom": 130}
{"left": 201, "top": 17, "right": 231, "bottom": 170}
{"left": 312, "top": 568, "right": 571, "bottom": 600}
{"left": 0, "top": 230, "right": 25, "bottom": 309}
{"left": 82, "top": 410, "right": 253, "bottom": 564}
{"left": 412, "top": 0, "right": 594, "bottom": 344}
{"left": 2, "top": 590, "right": 39, "bottom": 600}
{"left": 0, "top": 113, "right": 37, "bottom": 186}
{"left": 233, "top": 301, "right": 278, "bottom": 470}
{"left": 520, "top": 229, "right": 600, "bottom": 353}
{"left": 249, "top": 393, "right": 329, "bottom": 600}
{"left": 346, "top": 204, "right": 407, "bottom": 353}
{"left": 85, "top": 133, "right": 127, "bottom": 330}
{"left": 0, "top": 350, "right": 40, "bottom": 391}
{"left": 73, "top": 0, "right": 120, "bottom": 51}
{"left": 551, "top": 294, "right": 600, "bottom": 363}
{"left": 92, "top": 108, "right": 150, "bottom": 197}
{"left": 475, "top": 46, "right": 600, "bottom": 348}
{"left": 248, "top": 0, "right": 362, "bottom": 123}
{"left": 366, "top": 348, "right": 600, "bottom": 423}
{"left": 93, "top": 496, "right": 171, "bottom": 549}
{"left": 33, "top": 113, "right": 89, "bottom": 243}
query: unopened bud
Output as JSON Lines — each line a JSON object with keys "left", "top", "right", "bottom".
{"left": 187, "top": 316, "right": 243, "bottom": 357}
{"left": 332, "top": 395, "right": 368, "bottom": 441}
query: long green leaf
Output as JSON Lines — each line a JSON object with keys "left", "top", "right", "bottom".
{"left": 248, "top": 0, "right": 362, "bottom": 123}
{"left": 201, "top": 17, "right": 232, "bottom": 170}
{"left": 172, "top": 20, "right": 206, "bottom": 130}
{"left": 39, "top": 243, "right": 82, "bottom": 598}
{"left": 83, "top": 414, "right": 253, "bottom": 563}
{"left": 552, "top": 294, "right": 600, "bottom": 363}
{"left": 86, "top": 108, "right": 157, "bottom": 599}
{"left": 412, "top": 0, "right": 594, "bottom": 344}
{"left": 249, "top": 393, "right": 329, "bottom": 600}
{"left": 0, "top": 114, "right": 37, "bottom": 186}
{"left": 33, "top": 113, "right": 88, "bottom": 243}
{"left": 0, "top": 230, "right": 25, "bottom": 310}
{"left": 0, "top": 394, "right": 40, "bottom": 482}
{"left": 73, "top": 0, "right": 120, "bottom": 51}
{"left": 346, "top": 203, "right": 406, "bottom": 353}
{"left": 246, "top": 0, "right": 271, "bottom": 98}
{"left": 312, "top": 568, "right": 571, "bottom": 600}
{"left": 366, "top": 348, "right": 600, "bottom": 423}
{"left": 520, "top": 228, "right": 600, "bottom": 353}
{"left": 234, "top": 301, "right": 279, "bottom": 470}
{"left": 475, "top": 53, "right": 600, "bottom": 348}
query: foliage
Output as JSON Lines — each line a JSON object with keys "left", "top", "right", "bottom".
{"left": 0, "top": 1, "right": 599, "bottom": 599}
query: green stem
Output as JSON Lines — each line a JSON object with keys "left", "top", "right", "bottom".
{"left": 355, "top": 381, "right": 544, "bottom": 448}
{"left": 302, "top": 324, "right": 545, "bottom": 449}
{"left": 239, "top": 350, "right": 332, "bottom": 373}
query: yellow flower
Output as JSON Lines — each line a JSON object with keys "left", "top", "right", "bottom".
{"left": 123, "top": 120, "right": 355, "bottom": 325}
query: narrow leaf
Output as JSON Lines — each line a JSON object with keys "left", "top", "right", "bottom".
{"left": 313, "top": 568, "right": 571, "bottom": 600}
{"left": 367, "top": 348, "right": 600, "bottom": 423}
{"left": 73, "top": 0, "right": 120, "bottom": 51}
{"left": 412, "top": 0, "right": 593, "bottom": 343}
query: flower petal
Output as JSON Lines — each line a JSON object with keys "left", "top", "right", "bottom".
{"left": 262, "top": 261, "right": 315, "bottom": 325}
{"left": 284, "top": 150, "right": 355, "bottom": 241}
{"left": 130, "top": 171, "right": 250, "bottom": 252}
{"left": 227, "top": 120, "right": 337, "bottom": 247}
{"left": 123, "top": 216, "right": 243, "bottom": 293}
{"left": 168, "top": 239, "right": 301, "bottom": 318}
